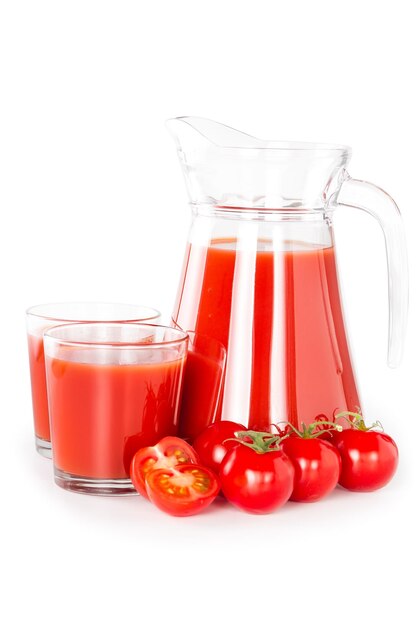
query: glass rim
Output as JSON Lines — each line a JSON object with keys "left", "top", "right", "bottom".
{"left": 25, "top": 302, "right": 161, "bottom": 323}
{"left": 44, "top": 322, "right": 189, "bottom": 349}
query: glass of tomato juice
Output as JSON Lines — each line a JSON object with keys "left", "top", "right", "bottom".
{"left": 26, "top": 303, "right": 161, "bottom": 458}
{"left": 43, "top": 322, "right": 188, "bottom": 495}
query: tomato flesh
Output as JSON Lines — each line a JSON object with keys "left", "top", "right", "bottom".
{"left": 130, "top": 436, "right": 199, "bottom": 498}
{"left": 146, "top": 464, "right": 220, "bottom": 516}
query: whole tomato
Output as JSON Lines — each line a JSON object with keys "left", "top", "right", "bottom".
{"left": 332, "top": 412, "right": 399, "bottom": 491}
{"left": 219, "top": 431, "right": 294, "bottom": 514}
{"left": 281, "top": 434, "right": 341, "bottom": 502}
{"left": 193, "top": 420, "right": 247, "bottom": 474}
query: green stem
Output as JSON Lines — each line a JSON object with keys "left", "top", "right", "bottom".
{"left": 274, "top": 420, "right": 342, "bottom": 439}
{"left": 224, "top": 430, "right": 285, "bottom": 454}
{"left": 335, "top": 411, "right": 384, "bottom": 432}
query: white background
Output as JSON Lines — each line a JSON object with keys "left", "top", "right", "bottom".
{"left": 1, "top": 1, "right": 416, "bottom": 624}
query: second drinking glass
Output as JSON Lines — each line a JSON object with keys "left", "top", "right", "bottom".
{"left": 26, "top": 303, "right": 161, "bottom": 457}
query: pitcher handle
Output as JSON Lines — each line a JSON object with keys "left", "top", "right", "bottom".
{"left": 330, "top": 175, "right": 408, "bottom": 367}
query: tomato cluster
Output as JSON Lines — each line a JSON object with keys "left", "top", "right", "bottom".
{"left": 130, "top": 413, "right": 398, "bottom": 516}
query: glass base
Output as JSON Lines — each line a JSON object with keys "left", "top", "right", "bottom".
{"left": 35, "top": 436, "right": 52, "bottom": 459}
{"left": 54, "top": 467, "right": 138, "bottom": 496}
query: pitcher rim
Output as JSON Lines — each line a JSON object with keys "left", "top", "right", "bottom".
{"left": 167, "top": 116, "right": 352, "bottom": 156}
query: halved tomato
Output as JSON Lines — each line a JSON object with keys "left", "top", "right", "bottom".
{"left": 145, "top": 464, "right": 220, "bottom": 516}
{"left": 130, "top": 436, "right": 199, "bottom": 498}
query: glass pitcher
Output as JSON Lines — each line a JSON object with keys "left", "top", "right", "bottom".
{"left": 167, "top": 117, "right": 408, "bottom": 436}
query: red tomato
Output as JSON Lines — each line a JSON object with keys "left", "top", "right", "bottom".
{"left": 332, "top": 429, "right": 399, "bottom": 491}
{"left": 130, "top": 436, "right": 199, "bottom": 498}
{"left": 280, "top": 437, "right": 341, "bottom": 502}
{"left": 193, "top": 420, "right": 247, "bottom": 473}
{"left": 219, "top": 445, "right": 294, "bottom": 514}
{"left": 145, "top": 464, "right": 220, "bottom": 516}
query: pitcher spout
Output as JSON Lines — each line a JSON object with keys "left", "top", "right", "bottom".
{"left": 166, "top": 116, "right": 351, "bottom": 210}
{"left": 166, "top": 116, "right": 264, "bottom": 150}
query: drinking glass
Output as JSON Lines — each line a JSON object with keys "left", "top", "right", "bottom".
{"left": 44, "top": 323, "right": 188, "bottom": 495}
{"left": 26, "top": 303, "right": 160, "bottom": 457}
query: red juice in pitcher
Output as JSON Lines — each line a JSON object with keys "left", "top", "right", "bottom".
{"left": 174, "top": 238, "right": 360, "bottom": 433}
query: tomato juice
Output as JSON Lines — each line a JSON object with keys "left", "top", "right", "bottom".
{"left": 27, "top": 334, "right": 50, "bottom": 442}
{"left": 178, "top": 348, "right": 225, "bottom": 441}
{"left": 45, "top": 354, "right": 186, "bottom": 479}
{"left": 174, "top": 239, "right": 360, "bottom": 432}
